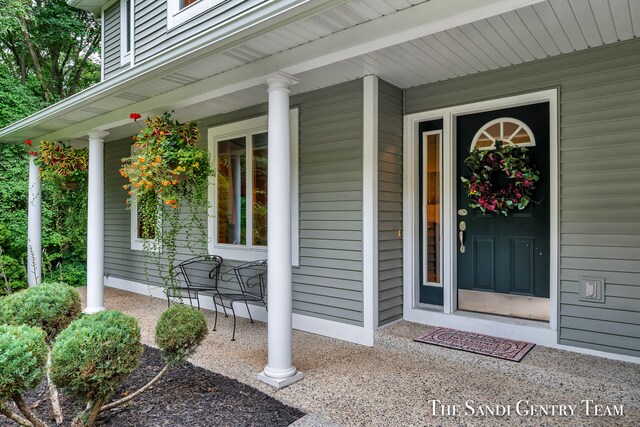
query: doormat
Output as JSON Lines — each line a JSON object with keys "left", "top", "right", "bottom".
{"left": 414, "top": 327, "right": 535, "bottom": 362}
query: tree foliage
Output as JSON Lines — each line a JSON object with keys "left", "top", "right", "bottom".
{"left": 0, "top": 0, "right": 100, "bottom": 103}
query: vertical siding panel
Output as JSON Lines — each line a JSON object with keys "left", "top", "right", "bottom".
{"left": 378, "top": 79, "right": 404, "bottom": 326}
{"left": 405, "top": 39, "right": 640, "bottom": 357}
{"left": 104, "top": 80, "right": 364, "bottom": 326}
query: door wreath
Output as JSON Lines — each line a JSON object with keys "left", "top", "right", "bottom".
{"left": 460, "top": 140, "right": 540, "bottom": 216}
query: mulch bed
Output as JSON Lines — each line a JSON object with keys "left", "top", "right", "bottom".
{"left": 1, "top": 346, "right": 304, "bottom": 427}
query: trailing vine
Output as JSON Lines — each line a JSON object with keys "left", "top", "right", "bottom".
{"left": 460, "top": 140, "right": 540, "bottom": 216}
{"left": 119, "top": 112, "right": 211, "bottom": 292}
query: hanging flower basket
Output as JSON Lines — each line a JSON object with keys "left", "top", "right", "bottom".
{"left": 119, "top": 112, "right": 211, "bottom": 209}
{"left": 34, "top": 140, "right": 89, "bottom": 190}
{"left": 460, "top": 140, "right": 540, "bottom": 216}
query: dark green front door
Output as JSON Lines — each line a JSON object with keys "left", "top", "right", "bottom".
{"left": 456, "top": 103, "right": 550, "bottom": 307}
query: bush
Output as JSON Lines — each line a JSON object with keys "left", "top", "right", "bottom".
{"left": 51, "top": 310, "right": 143, "bottom": 402}
{"left": 0, "top": 254, "right": 27, "bottom": 295}
{"left": 0, "top": 324, "right": 48, "bottom": 400}
{"left": 155, "top": 305, "right": 208, "bottom": 365}
{"left": 0, "top": 282, "right": 81, "bottom": 342}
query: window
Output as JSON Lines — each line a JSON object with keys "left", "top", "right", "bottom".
{"left": 167, "top": 0, "right": 225, "bottom": 29}
{"left": 470, "top": 117, "right": 535, "bottom": 151}
{"left": 181, "top": 0, "right": 199, "bottom": 8}
{"left": 422, "top": 130, "right": 442, "bottom": 287}
{"left": 208, "top": 110, "right": 299, "bottom": 264}
{"left": 120, "top": 0, "right": 132, "bottom": 65}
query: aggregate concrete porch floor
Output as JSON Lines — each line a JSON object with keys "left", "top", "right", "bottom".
{"left": 84, "top": 287, "right": 639, "bottom": 426}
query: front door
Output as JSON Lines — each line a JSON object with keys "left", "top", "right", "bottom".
{"left": 456, "top": 103, "right": 550, "bottom": 320}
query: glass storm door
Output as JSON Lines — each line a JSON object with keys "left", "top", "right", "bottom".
{"left": 456, "top": 103, "right": 550, "bottom": 320}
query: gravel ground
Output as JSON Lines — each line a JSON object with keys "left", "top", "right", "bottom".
{"left": 82, "top": 287, "right": 639, "bottom": 427}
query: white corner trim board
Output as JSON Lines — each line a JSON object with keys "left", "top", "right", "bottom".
{"left": 362, "top": 75, "right": 379, "bottom": 332}
{"left": 104, "top": 276, "right": 375, "bottom": 346}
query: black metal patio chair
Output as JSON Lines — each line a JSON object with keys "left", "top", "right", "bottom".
{"left": 210, "top": 259, "right": 268, "bottom": 341}
{"left": 164, "top": 255, "right": 223, "bottom": 310}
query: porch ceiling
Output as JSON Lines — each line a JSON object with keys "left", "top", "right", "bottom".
{"left": 0, "top": 0, "right": 638, "bottom": 144}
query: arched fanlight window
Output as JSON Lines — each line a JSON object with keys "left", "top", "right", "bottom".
{"left": 470, "top": 117, "right": 536, "bottom": 151}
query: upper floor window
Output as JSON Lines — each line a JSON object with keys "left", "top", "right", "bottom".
{"left": 167, "top": 0, "right": 225, "bottom": 29}
{"left": 120, "top": 0, "right": 132, "bottom": 65}
{"left": 181, "top": 0, "right": 199, "bottom": 9}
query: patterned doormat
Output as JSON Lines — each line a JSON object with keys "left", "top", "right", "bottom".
{"left": 414, "top": 327, "right": 535, "bottom": 362}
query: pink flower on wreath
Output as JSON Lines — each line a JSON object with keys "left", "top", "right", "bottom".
{"left": 523, "top": 179, "right": 532, "bottom": 188}
{"left": 515, "top": 171, "right": 523, "bottom": 179}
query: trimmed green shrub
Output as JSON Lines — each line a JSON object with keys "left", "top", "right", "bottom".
{"left": 0, "top": 282, "right": 81, "bottom": 341}
{"left": 0, "top": 324, "right": 48, "bottom": 400}
{"left": 155, "top": 305, "right": 208, "bottom": 365}
{"left": 50, "top": 310, "right": 143, "bottom": 402}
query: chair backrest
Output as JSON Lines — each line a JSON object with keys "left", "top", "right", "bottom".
{"left": 178, "top": 255, "right": 223, "bottom": 290}
{"left": 234, "top": 260, "right": 267, "bottom": 300}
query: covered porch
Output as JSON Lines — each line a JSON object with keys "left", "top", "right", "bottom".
{"left": 1, "top": 0, "right": 639, "bottom": 391}
{"left": 87, "top": 286, "right": 640, "bottom": 426}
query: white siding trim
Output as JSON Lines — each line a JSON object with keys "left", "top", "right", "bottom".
{"left": 403, "top": 89, "right": 560, "bottom": 335}
{"left": 362, "top": 75, "right": 379, "bottom": 331}
{"left": 105, "top": 276, "right": 374, "bottom": 346}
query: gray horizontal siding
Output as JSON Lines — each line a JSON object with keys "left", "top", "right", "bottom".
{"left": 104, "top": 79, "right": 364, "bottom": 326}
{"left": 405, "top": 38, "right": 640, "bottom": 357}
{"left": 377, "top": 79, "right": 403, "bottom": 326}
{"left": 135, "top": 0, "right": 268, "bottom": 63}
{"left": 103, "top": 3, "right": 122, "bottom": 78}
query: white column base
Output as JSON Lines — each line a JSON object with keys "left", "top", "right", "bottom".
{"left": 82, "top": 306, "right": 105, "bottom": 314}
{"left": 257, "top": 370, "right": 304, "bottom": 389}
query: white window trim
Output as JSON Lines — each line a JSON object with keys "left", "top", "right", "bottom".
{"left": 167, "top": 0, "right": 225, "bottom": 30}
{"left": 207, "top": 109, "right": 299, "bottom": 265}
{"left": 120, "top": 0, "right": 134, "bottom": 67}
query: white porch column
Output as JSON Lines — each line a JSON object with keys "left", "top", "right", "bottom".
{"left": 84, "top": 130, "right": 109, "bottom": 314}
{"left": 27, "top": 153, "right": 42, "bottom": 286}
{"left": 257, "top": 72, "right": 303, "bottom": 389}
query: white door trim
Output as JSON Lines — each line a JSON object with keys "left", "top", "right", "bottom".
{"left": 403, "top": 88, "right": 559, "bottom": 343}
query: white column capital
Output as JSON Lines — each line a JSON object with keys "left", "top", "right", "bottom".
{"left": 265, "top": 72, "right": 299, "bottom": 91}
{"left": 87, "top": 130, "right": 110, "bottom": 141}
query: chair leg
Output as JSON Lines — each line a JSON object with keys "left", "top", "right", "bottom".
{"left": 243, "top": 300, "right": 254, "bottom": 323}
{"left": 230, "top": 301, "right": 237, "bottom": 342}
{"left": 212, "top": 296, "right": 219, "bottom": 332}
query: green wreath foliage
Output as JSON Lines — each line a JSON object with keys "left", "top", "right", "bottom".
{"left": 460, "top": 141, "right": 540, "bottom": 216}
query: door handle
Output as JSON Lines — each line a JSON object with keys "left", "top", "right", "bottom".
{"left": 459, "top": 221, "right": 466, "bottom": 253}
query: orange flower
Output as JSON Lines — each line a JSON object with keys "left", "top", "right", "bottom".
{"left": 155, "top": 155, "right": 161, "bottom": 163}
{"left": 134, "top": 183, "right": 140, "bottom": 187}
{"left": 162, "top": 181, "right": 170, "bottom": 186}
{"left": 138, "top": 157, "right": 145, "bottom": 163}
{"left": 172, "top": 180, "right": 178, "bottom": 185}
{"left": 140, "top": 166, "right": 147, "bottom": 170}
